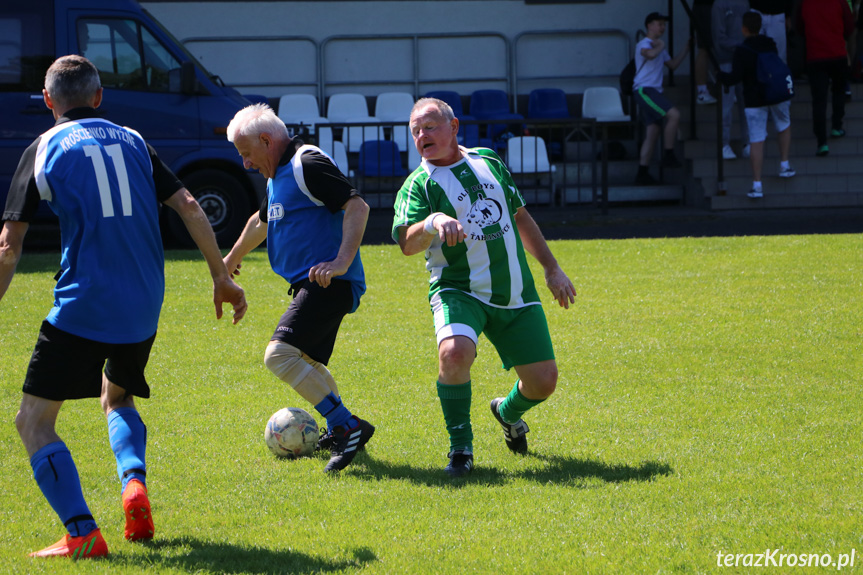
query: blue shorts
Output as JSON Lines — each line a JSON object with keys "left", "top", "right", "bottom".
{"left": 635, "top": 87, "right": 675, "bottom": 126}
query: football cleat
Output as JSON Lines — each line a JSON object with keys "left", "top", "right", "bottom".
{"left": 444, "top": 450, "right": 474, "bottom": 478}
{"left": 316, "top": 427, "right": 335, "bottom": 452}
{"left": 324, "top": 418, "right": 375, "bottom": 473}
{"left": 122, "top": 479, "right": 154, "bottom": 541}
{"left": 490, "top": 398, "right": 529, "bottom": 453}
{"left": 29, "top": 528, "right": 108, "bottom": 559}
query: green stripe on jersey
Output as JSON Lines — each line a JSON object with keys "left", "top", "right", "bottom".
{"left": 391, "top": 148, "right": 540, "bottom": 309}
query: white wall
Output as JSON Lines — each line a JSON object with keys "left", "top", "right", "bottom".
{"left": 142, "top": 1, "right": 692, "bottom": 98}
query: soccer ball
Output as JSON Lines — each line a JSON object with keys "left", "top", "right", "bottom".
{"left": 264, "top": 407, "right": 318, "bottom": 458}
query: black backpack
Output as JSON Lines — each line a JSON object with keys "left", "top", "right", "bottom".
{"left": 619, "top": 58, "right": 636, "bottom": 96}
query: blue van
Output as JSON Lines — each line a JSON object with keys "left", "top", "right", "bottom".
{"left": 1, "top": 0, "right": 264, "bottom": 246}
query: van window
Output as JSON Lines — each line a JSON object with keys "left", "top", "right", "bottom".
{"left": 0, "top": 1, "right": 54, "bottom": 91}
{"left": 78, "top": 18, "right": 181, "bottom": 92}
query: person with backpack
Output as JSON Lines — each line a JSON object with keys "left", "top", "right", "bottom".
{"left": 795, "top": 0, "right": 855, "bottom": 156}
{"left": 633, "top": 12, "right": 691, "bottom": 186}
{"left": 719, "top": 10, "right": 796, "bottom": 198}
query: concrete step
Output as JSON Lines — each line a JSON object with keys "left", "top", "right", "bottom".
{"left": 563, "top": 184, "right": 684, "bottom": 205}
{"left": 692, "top": 153, "right": 863, "bottom": 178}
{"left": 708, "top": 191, "right": 863, "bottom": 210}
{"left": 683, "top": 136, "right": 863, "bottom": 158}
{"left": 683, "top": 116, "right": 863, "bottom": 141}
{"left": 701, "top": 173, "right": 863, "bottom": 197}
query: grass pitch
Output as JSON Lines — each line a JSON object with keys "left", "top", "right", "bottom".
{"left": 0, "top": 233, "right": 860, "bottom": 574}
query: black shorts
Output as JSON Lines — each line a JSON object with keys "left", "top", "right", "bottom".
{"left": 22, "top": 321, "right": 156, "bottom": 401}
{"left": 271, "top": 279, "right": 353, "bottom": 365}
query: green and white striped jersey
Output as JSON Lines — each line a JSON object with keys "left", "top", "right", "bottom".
{"left": 392, "top": 147, "right": 540, "bottom": 309}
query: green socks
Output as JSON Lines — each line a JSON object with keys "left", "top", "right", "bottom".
{"left": 498, "top": 379, "right": 544, "bottom": 424}
{"left": 437, "top": 381, "right": 473, "bottom": 452}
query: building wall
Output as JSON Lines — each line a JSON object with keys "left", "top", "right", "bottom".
{"left": 142, "top": 1, "right": 692, "bottom": 99}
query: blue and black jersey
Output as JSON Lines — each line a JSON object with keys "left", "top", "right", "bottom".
{"left": 3, "top": 108, "right": 183, "bottom": 343}
{"left": 260, "top": 139, "right": 366, "bottom": 312}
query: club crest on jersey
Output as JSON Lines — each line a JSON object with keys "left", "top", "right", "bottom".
{"left": 268, "top": 203, "right": 285, "bottom": 221}
{"left": 466, "top": 193, "right": 502, "bottom": 228}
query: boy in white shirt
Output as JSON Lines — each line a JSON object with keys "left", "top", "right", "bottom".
{"left": 633, "top": 12, "right": 691, "bottom": 185}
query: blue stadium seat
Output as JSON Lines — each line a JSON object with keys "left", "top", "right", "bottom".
{"left": 423, "top": 90, "right": 490, "bottom": 148}
{"left": 425, "top": 90, "right": 469, "bottom": 119}
{"left": 469, "top": 89, "right": 524, "bottom": 141}
{"left": 357, "top": 140, "right": 407, "bottom": 177}
{"left": 527, "top": 88, "right": 570, "bottom": 119}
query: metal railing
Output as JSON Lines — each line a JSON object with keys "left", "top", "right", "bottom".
{"left": 283, "top": 117, "right": 648, "bottom": 214}
{"left": 319, "top": 32, "right": 510, "bottom": 102}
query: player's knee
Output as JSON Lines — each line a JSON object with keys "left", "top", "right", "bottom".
{"left": 438, "top": 341, "right": 474, "bottom": 372}
{"left": 523, "top": 363, "right": 558, "bottom": 399}
{"left": 14, "top": 408, "right": 29, "bottom": 437}
{"left": 264, "top": 341, "right": 312, "bottom": 387}
{"left": 667, "top": 107, "right": 680, "bottom": 122}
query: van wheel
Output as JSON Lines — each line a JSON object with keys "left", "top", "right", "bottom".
{"left": 167, "top": 170, "right": 252, "bottom": 248}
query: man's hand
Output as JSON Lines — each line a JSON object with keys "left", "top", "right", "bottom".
{"left": 223, "top": 255, "right": 243, "bottom": 278}
{"left": 214, "top": 277, "right": 247, "bottom": 324}
{"left": 545, "top": 267, "right": 576, "bottom": 309}
{"left": 309, "top": 258, "right": 350, "bottom": 288}
{"left": 431, "top": 214, "right": 466, "bottom": 247}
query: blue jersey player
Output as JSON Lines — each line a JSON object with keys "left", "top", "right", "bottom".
{"left": 223, "top": 104, "right": 374, "bottom": 473}
{"left": 0, "top": 55, "right": 247, "bottom": 559}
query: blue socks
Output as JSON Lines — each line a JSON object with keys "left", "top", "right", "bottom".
{"left": 30, "top": 442, "right": 97, "bottom": 537}
{"left": 314, "top": 392, "right": 357, "bottom": 430}
{"left": 107, "top": 407, "right": 147, "bottom": 493}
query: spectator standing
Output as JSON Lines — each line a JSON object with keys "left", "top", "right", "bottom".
{"left": 633, "top": 12, "right": 691, "bottom": 185}
{"left": 749, "top": 0, "right": 793, "bottom": 62}
{"left": 719, "top": 11, "right": 796, "bottom": 198}
{"left": 713, "top": 0, "right": 752, "bottom": 160}
{"left": 796, "top": 0, "right": 855, "bottom": 156}
{"left": 694, "top": 0, "right": 719, "bottom": 103}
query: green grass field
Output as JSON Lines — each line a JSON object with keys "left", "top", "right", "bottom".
{"left": 1, "top": 233, "right": 861, "bottom": 574}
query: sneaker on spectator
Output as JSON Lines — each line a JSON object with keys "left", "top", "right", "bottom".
{"left": 778, "top": 165, "right": 796, "bottom": 178}
{"left": 697, "top": 92, "right": 717, "bottom": 105}
{"left": 722, "top": 145, "right": 737, "bottom": 160}
{"left": 742, "top": 144, "right": 751, "bottom": 158}
{"left": 747, "top": 189, "right": 763, "bottom": 199}
{"left": 830, "top": 128, "right": 846, "bottom": 138}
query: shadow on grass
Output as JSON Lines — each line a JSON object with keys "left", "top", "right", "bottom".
{"left": 110, "top": 537, "right": 377, "bottom": 574}
{"left": 345, "top": 452, "right": 673, "bottom": 487}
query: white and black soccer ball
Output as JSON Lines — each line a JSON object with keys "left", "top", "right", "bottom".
{"left": 264, "top": 407, "right": 318, "bottom": 458}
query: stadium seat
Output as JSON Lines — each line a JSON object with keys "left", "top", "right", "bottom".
{"left": 357, "top": 140, "right": 407, "bottom": 177}
{"left": 505, "top": 136, "right": 556, "bottom": 203}
{"left": 527, "top": 88, "right": 570, "bottom": 119}
{"left": 581, "top": 87, "right": 630, "bottom": 123}
{"left": 424, "top": 90, "right": 470, "bottom": 119}
{"left": 315, "top": 128, "right": 352, "bottom": 178}
{"left": 326, "top": 93, "right": 372, "bottom": 122}
{"left": 407, "top": 140, "right": 422, "bottom": 171}
{"left": 341, "top": 116, "right": 384, "bottom": 153}
{"left": 277, "top": 94, "right": 329, "bottom": 135}
{"left": 469, "top": 89, "right": 524, "bottom": 141}
{"left": 374, "top": 91, "right": 415, "bottom": 152}
{"left": 423, "top": 90, "right": 491, "bottom": 148}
